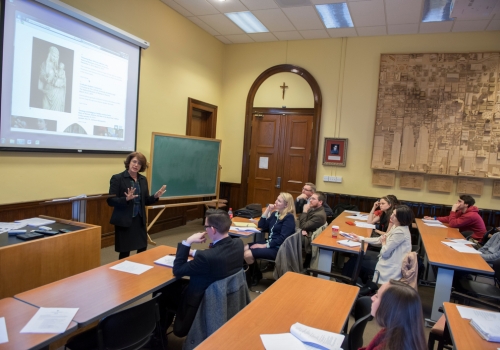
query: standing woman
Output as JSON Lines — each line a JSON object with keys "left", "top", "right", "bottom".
{"left": 367, "top": 195, "right": 399, "bottom": 235}
{"left": 244, "top": 192, "right": 296, "bottom": 282}
{"left": 361, "top": 280, "right": 426, "bottom": 350}
{"left": 107, "top": 152, "right": 166, "bottom": 259}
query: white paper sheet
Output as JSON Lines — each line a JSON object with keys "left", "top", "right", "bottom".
{"left": 447, "top": 239, "right": 471, "bottom": 244}
{"left": 230, "top": 226, "right": 260, "bottom": 233}
{"left": 0, "top": 317, "right": 8, "bottom": 344}
{"left": 456, "top": 306, "right": 500, "bottom": 321}
{"left": 422, "top": 219, "right": 442, "bottom": 224}
{"left": 261, "top": 333, "right": 308, "bottom": 350}
{"left": 339, "top": 231, "right": 355, "bottom": 240}
{"left": 291, "top": 322, "right": 344, "bottom": 350}
{"left": 425, "top": 223, "right": 447, "bottom": 228}
{"left": 14, "top": 218, "right": 56, "bottom": 227}
{"left": 110, "top": 260, "right": 154, "bottom": 275}
{"left": 259, "top": 157, "right": 269, "bottom": 169}
{"left": 345, "top": 215, "right": 368, "bottom": 221}
{"left": 338, "top": 239, "right": 361, "bottom": 247}
{"left": 20, "top": 308, "right": 78, "bottom": 334}
{"left": 344, "top": 210, "right": 360, "bottom": 214}
{"left": 441, "top": 242, "right": 481, "bottom": 254}
{"left": 0, "top": 222, "right": 25, "bottom": 231}
{"left": 154, "top": 255, "right": 176, "bottom": 267}
{"left": 354, "top": 222, "right": 376, "bottom": 229}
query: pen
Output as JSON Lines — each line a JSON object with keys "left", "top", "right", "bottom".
{"left": 168, "top": 254, "right": 176, "bottom": 256}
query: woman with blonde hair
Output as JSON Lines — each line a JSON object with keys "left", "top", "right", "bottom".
{"left": 244, "top": 193, "right": 296, "bottom": 282}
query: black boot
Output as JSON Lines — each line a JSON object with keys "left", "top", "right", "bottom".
{"left": 303, "top": 253, "right": 312, "bottom": 269}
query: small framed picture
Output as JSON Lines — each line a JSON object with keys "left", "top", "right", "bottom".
{"left": 323, "top": 138, "right": 347, "bottom": 166}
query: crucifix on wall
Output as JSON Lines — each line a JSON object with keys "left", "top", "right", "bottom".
{"left": 280, "top": 82, "right": 288, "bottom": 100}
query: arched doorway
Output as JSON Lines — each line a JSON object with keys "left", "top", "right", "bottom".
{"left": 239, "top": 64, "right": 323, "bottom": 207}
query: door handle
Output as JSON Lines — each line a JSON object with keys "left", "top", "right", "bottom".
{"left": 275, "top": 177, "right": 281, "bottom": 189}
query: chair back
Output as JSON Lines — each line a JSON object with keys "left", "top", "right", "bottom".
{"left": 97, "top": 293, "right": 161, "bottom": 350}
{"left": 273, "top": 229, "right": 303, "bottom": 279}
{"left": 480, "top": 226, "right": 495, "bottom": 246}
{"left": 344, "top": 296, "right": 373, "bottom": 350}
{"left": 184, "top": 269, "right": 250, "bottom": 350}
{"left": 493, "top": 258, "right": 500, "bottom": 283}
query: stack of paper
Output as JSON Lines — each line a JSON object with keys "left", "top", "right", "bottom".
{"left": 14, "top": 218, "right": 56, "bottom": 227}
{"left": 338, "top": 240, "right": 361, "bottom": 247}
{"left": 230, "top": 226, "right": 260, "bottom": 233}
{"left": 354, "top": 222, "right": 376, "bottom": 229}
{"left": 344, "top": 210, "right": 360, "bottom": 215}
{"left": 441, "top": 241, "right": 481, "bottom": 254}
{"left": 470, "top": 318, "right": 500, "bottom": 342}
{"left": 422, "top": 219, "right": 447, "bottom": 228}
{"left": 232, "top": 222, "right": 257, "bottom": 228}
{"left": 339, "top": 231, "right": 355, "bottom": 240}
{"left": 260, "top": 322, "right": 344, "bottom": 350}
{"left": 154, "top": 255, "right": 176, "bottom": 267}
{"left": 345, "top": 214, "right": 368, "bottom": 221}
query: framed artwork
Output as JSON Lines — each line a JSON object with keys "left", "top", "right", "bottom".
{"left": 323, "top": 138, "right": 347, "bottom": 166}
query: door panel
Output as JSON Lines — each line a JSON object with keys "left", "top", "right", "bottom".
{"left": 247, "top": 115, "right": 282, "bottom": 207}
{"left": 247, "top": 113, "right": 312, "bottom": 206}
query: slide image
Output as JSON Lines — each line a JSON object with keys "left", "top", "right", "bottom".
{"left": 11, "top": 116, "right": 57, "bottom": 131}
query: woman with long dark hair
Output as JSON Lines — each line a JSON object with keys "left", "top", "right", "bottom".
{"left": 367, "top": 195, "right": 399, "bottom": 234}
{"left": 361, "top": 280, "right": 426, "bottom": 350}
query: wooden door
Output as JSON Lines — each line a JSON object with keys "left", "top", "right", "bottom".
{"left": 247, "top": 113, "right": 313, "bottom": 206}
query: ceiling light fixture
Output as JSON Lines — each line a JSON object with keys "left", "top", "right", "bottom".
{"left": 315, "top": 3, "right": 354, "bottom": 29}
{"left": 225, "top": 11, "right": 268, "bottom": 33}
{"left": 422, "top": 0, "right": 454, "bottom": 22}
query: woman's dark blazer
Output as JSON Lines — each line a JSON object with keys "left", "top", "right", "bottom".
{"left": 107, "top": 170, "right": 158, "bottom": 227}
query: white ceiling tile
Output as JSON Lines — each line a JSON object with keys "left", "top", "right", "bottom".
{"left": 173, "top": 0, "right": 220, "bottom": 16}
{"left": 310, "top": 0, "right": 345, "bottom": 3}
{"left": 248, "top": 32, "right": 280, "bottom": 41}
{"left": 225, "top": 34, "right": 255, "bottom": 43}
{"left": 388, "top": 23, "right": 419, "bottom": 34}
{"left": 160, "top": 0, "right": 194, "bottom": 16}
{"left": 385, "top": 0, "right": 423, "bottom": 25}
{"left": 452, "top": 19, "right": 490, "bottom": 31}
{"left": 326, "top": 27, "right": 358, "bottom": 37}
{"left": 187, "top": 16, "right": 221, "bottom": 35}
{"left": 419, "top": 21, "right": 454, "bottom": 33}
{"left": 282, "top": 6, "right": 324, "bottom": 30}
{"left": 275, "top": 0, "right": 313, "bottom": 8}
{"left": 240, "top": 0, "right": 279, "bottom": 10}
{"left": 299, "top": 29, "right": 330, "bottom": 38}
{"left": 206, "top": 0, "right": 249, "bottom": 13}
{"left": 252, "top": 9, "right": 296, "bottom": 31}
{"left": 486, "top": 19, "right": 500, "bottom": 30}
{"left": 349, "top": 0, "right": 386, "bottom": 27}
{"left": 198, "top": 14, "right": 245, "bottom": 35}
{"left": 273, "top": 31, "right": 304, "bottom": 40}
{"left": 215, "top": 35, "right": 233, "bottom": 44}
{"left": 357, "top": 25, "right": 386, "bottom": 36}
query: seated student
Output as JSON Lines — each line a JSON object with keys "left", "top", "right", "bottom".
{"left": 295, "top": 182, "right": 334, "bottom": 217}
{"left": 424, "top": 195, "right": 486, "bottom": 241}
{"left": 157, "top": 209, "right": 244, "bottom": 338}
{"left": 244, "top": 192, "right": 296, "bottom": 281}
{"left": 298, "top": 192, "right": 327, "bottom": 268}
{"left": 478, "top": 231, "right": 500, "bottom": 263}
{"left": 367, "top": 195, "right": 399, "bottom": 235}
{"left": 361, "top": 280, "right": 426, "bottom": 350}
{"left": 345, "top": 205, "right": 413, "bottom": 284}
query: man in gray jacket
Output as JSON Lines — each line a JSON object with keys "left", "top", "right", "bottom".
{"left": 479, "top": 231, "right": 500, "bottom": 263}
{"left": 299, "top": 192, "right": 327, "bottom": 268}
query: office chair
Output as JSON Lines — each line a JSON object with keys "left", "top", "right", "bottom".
{"left": 65, "top": 294, "right": 164, "bottom": 350}
{"left": 455, "top": 258, "right": 500, "bottom": 302}
{"left": 341, "top": 296, "right": 373, "bottom": 350}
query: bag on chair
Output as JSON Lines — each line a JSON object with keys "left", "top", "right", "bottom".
{"left": 234, "top": 203, "right": 262, "bottom": 219}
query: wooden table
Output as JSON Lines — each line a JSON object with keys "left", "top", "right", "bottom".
{"left": 230, "top": 216, "right": 262, "bottom": 241}
{"left": 0, "top": 216, "right": 101, "bottom": 299}
{"left": 15, "top": 245, "right": 177, "bottom": 327}
{"left": 197, "top": 272, "right": 359, "bottom": 349}
{"left": 443, "top": 302, "right": 499, "bottom": 350}
{"left": 416, "top": 219, "right": 493, "bottom": 324}
{"left": 0, "top": 297, "right": 77, "bottom": 350}
{"left": 312, "top": 212, "right": 372, "bottom": 279}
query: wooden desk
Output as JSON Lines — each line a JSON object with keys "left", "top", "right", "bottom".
{"left": 312, "top": 212, "right": 372, "bottom": 279}
{"left": 15, "top": 246, "right": 177, "bottom": 327}
{"left": 0, "top": 216, "right": 101, "bottom": 299}
{"left": 443, "top": 302, "right": 498, "bottom": 350}
{"left": 0, "top": 297, "right": 77, "bottom": 350}
{"left": 416, "top": 219, "right": 493, "bottom": 323}
{"left": 229, "top": 217, "right": 260, "bottom": 240}
{"left": 197, "top": 272, "right": 359, "bottom": 350}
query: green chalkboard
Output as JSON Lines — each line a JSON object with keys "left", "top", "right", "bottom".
{"left": 149, "top": 133, "right": 221, "bottom": 199}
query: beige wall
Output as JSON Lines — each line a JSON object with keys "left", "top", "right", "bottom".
{"left": 219, "top": 32, "right": 500, "bottom": 209}
{"left": 0, "top": 0, "right": 224, "bottom": 204}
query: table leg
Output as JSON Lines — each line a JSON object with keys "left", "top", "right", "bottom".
{"left": 427, "top": 267, "right": 453, "bottom": 326}
{"left": 317, "top": 248, "right": 333, "bottom": 280}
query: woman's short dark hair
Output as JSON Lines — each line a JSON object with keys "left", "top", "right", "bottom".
{"left": 394, "top": 204, "right": 414, "bottom": 226}
{"left": 124, "top": 152, "right": 148, "bottom": 172}
{"left": 376, "top": 280, "right": 426, "bottom": 350}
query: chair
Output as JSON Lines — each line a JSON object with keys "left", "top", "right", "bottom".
{"left": 341, "top": 296, "right": 373, "bottom": 350}
{"left": 65, "top": 293, "right": 163, "bottom": 350}
{"left": 455, "top": 258, "right": 500, "bottom": 302}
{"left": 303, "top": 222, "right": 328, "bottom": 269}
{"left": 460, "top": 230, "right": 474, "bottom": 239}
{"left": 183, "top": 269, "right": 250, "bottom": 350}
{"left": 479, "top": 226, "right": 496, "bottom": 246}
{"left": 427, "top": 313, "right": 452, "bottom": 350}
{"left": 307, "top": 240, "right": 366, "bottom": 286}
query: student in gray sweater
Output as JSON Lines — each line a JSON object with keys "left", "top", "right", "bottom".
{"left": 479, "top": 231, "right": 500, "bottom": 263}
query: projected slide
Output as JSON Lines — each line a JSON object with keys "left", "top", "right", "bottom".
{"left": 1, "top": 0, "right": 140, "bottom": 152}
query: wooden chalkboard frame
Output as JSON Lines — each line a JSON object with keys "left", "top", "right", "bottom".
{"left": 148, "top": 132, "right": 222, "bottom": 200}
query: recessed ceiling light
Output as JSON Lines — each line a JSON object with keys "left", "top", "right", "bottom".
{"left": 316, "top": 3, "right": 354, "bottom": 29}
{"left": 225, "top": 11, "right": 268, "bottom": 33}
{"left": 422, "top": 0, "right": 454, "bottom": 22}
